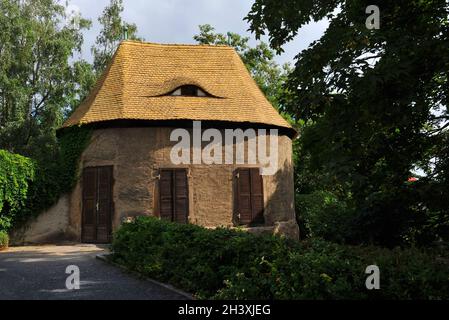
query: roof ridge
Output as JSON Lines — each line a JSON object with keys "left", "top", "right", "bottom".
{"left": 118, "top": 43, "right": 129, "bottom": 118}
{"left": 120, "top": 40, "right": 234, "bottom": 49}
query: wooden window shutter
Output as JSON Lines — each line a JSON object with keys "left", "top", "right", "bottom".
{"left": 235, "top": 168, "right": 264, "bottom": 225}
{"left": 250, "top": 168, "right": 264, "bottom": 224}
{"left": 173, "top": 170, "right": 188, "bottom": 223}
{"left": 159, "top": 169, "right": 188, "bottom": 223}
{"left": 237, "top": 168, "right": 252, "bottom": 225}
{"left": 159, "top": 170, "right": 174, "bottom": 221}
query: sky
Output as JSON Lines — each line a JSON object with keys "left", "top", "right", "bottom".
{"left": 68, "top": 0, "right": 329, "bottom": 65}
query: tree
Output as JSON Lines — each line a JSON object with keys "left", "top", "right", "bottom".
{"left": 91, "top": 0, "right": 141, "bottom": 75}
{"left": 246, "top": 0, "right": 449, "bottom": 246}
{"left": 194, "top": 24, "right": 291, "bottom": 108}
{"left": 0, "top": 0, "right": 91, "bottom": 158}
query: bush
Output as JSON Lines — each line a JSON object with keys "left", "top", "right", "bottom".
{"left": 296, "top": 191, "right": 354, "bottom": 242}
{"left": 0, "top": 231, "right": 9, "bottom": 249}
{"left": 0, "top": 150, "right": 35, "bottom": 231}
{"left": 111, "top": 217, "right": 449, "bottom": 300}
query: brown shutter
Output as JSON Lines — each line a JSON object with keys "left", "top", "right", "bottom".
{"left": 235, "top": 168, "right": 264, "bottom": 225}
{"left": 159, "top": 169, "right": 189, "bottom": 223}
{"left": 236, "top": 168, "right": 252, "bottom": 224}
{"left": 82, "top": 168, "right": 97, "bottom": 242}
{"left": 250, "top": 168, "right": 264, "bottom": 224}
{"left": 159, "top": 170, "right": 173, "bottom": 221}
{"left": 173, "top": 169, "right": 188, "bottom": 224}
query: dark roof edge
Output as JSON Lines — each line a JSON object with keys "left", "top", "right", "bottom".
{"left": 57, "top": 119, "right": 298, "bottom": 139}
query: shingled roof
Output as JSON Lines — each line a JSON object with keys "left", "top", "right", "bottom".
{"left": 62, "top": 41, "right": 294, "bottom": 134}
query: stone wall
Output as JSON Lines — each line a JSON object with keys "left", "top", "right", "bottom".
{"left": 11, "top": 195, "right": 73, "bottom": 245}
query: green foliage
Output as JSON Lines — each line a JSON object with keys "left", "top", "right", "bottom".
{"left": 66, "top": 60, "right": 97, "bottom": 117}
{"left": 16, "top": 126, "right": 92, "bottom": 228}
{"left": 92, "top": 0, "right": 141, "bottom": 75}
{"left": 112, "top": 217, "right": 449, "bottom": 299}
{"left": 57, "top": 126, "right": 93, "bottom": 193}
{"left": 0, "top": 150, "right": 34, "bottom": 231}
{"left": 246, "top": 0, "right": 449, "bottom": 246}
{"left": 296, "top": 191, "right": 353, "bottom": 242}
{"left": 0, "top": 0, "right": 92, "bottom": 157}
{"left": 0, "top": 230, "right": 9, "bottom": 248}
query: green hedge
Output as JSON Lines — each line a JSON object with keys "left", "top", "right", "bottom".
{"left": 0, "top": 150, "right": 35, "bottom": 231}
{"left": 111, "top": 217, "right": 449, "bottom": 299}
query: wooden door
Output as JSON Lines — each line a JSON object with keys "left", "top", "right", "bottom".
{"left": 82, "top": 166, "right": 113, "bottom": 243}
{"left": 159, "top": 169, "right": 188, "bottom": 223}
{"left": 235, "top": 168, "right": 264, "bottom": 226}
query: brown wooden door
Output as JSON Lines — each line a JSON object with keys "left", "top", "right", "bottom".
{"left": 235, "top": 168, "right": 264, "bottom": 226}
{"left": 159, "top": 169, "right": 188, "bottom": 223}
{"left": 82, "top": 166, "right": 113, "bottom": 243}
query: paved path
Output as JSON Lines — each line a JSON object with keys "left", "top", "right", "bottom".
{"left": 0, "top": 244, "right": 188, "bottom": 300}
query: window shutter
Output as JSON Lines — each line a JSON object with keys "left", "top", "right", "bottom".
{"left": 159, "top": 169, "right": 188, "bottom": 223}
{"left": 250, "top": 168, "right": 264, "bottom": 224}
{"left": 173, "top": 170, "right": 188, "bottom": 223}
{"left": 235, "top": 168, "right": 264, "bottom": 225}
{"left": 236, "top": 168, "right": 253, "bottom": 225}
{"left": 159, "top": 170, "right": 173, "bottom": 221}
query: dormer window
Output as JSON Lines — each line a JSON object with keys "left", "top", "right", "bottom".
{"left": 170, "top": 85, "right": 208, "bottom": 97}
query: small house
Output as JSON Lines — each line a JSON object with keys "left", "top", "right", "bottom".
{"left": 17, "top": 41, "right": 299, "bottom": 243}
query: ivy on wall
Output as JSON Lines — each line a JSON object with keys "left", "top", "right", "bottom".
{"left": 57, "top": 126, "right": 93, "bottom": 194}
{"left": 2, "top": 126, "right": 92, "bottom": 231}
{"left": 0, "top": 150, "right": 35, "bottom": 231}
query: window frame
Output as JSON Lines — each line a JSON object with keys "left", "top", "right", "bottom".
{"left": 168, "top": 85, "right": 209, "bottom": 97}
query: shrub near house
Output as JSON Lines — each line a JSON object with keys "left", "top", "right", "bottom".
{"left": 111, "top": 217, "right": 449, "bottom": 300}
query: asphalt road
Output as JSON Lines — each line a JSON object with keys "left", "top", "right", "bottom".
{"left": 0, "top": 244, "right": 189, "bottom": 300}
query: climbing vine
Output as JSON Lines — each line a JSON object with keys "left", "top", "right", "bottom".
{"left": 57, "top": 126, "right": 93, "bottom": 193}
{"left": 12, "top": 126, "right": 92, "bottom": 229}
